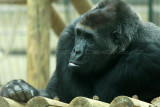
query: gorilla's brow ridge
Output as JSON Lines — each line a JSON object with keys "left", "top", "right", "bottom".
{"left": 75, "top": 23, "right": 97, "bottom": 37}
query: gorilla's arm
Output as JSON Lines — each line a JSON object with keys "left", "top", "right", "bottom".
{"left": 44, "top": 73, "right": 58, "bottom": 98}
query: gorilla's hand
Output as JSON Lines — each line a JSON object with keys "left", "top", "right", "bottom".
{"left": 0, "top": 80, "right": 38, "bottom": 102}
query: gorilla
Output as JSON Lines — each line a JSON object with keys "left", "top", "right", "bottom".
{"left": 1, "top": 0, "right": 160, "bottom": 103}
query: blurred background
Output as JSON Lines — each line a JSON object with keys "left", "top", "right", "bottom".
{"left": 0, "top": 0, "right": 160, "bottom": 89}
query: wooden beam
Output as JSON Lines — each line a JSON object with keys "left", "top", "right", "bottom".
{"left": 151, "top": 97, "right": 160, "bottom": 107}
{"left": 0, "top": 0, "right": 58, "bottom": 4}
{"left": 110, "top": 96, "right": 155, "bottom": 107}
{"left": 0, "top": 0, "right": 26, "bottom": 4}
{"left": 69, "top": 97, "right": 110, "bottom": 107}
{"left": 26, "top": 96, "right": 69, "bottom": 107}
{"left": 0, "top": 97, "right": 25, "bottom": 107}
{"left": 70, "top": 0, "right": 93, "bottom": 14}
{"left": 27, "top": 0, "right": 50, "bottom": 89}
{"left": 51, "top": 6, "right": 66, "bottom": 36}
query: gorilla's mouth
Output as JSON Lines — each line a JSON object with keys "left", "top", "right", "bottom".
{"left": 68, "top": 63, "right": 81, "bottom": 68}
{"left": 68, "top": 63, "right": 81, "bottom": 67}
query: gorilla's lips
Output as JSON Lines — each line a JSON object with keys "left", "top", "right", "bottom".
{"left": 68, "top": 63, "right": 81, "bottom": 68}
{"left": 68, "top": 62, "right": 82, "bottom": 70}
{"left": 68, "top": 62, "right": 89, "bottom": 73}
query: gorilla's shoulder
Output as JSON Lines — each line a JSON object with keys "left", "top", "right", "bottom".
{"left": 140, "top": 22, "right": 160, "bottom": 42}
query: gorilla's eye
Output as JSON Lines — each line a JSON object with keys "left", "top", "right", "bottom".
{"left": 76, "top": 29, "right": 81, "bottom": 35}
{"left": 85, "top": 32, "right": 92, "bottom": 39}
{"left": 85, "top": 33, "right": 94, "bottom": 44}
{"left": 76, "top": 29, "right": 84, "bottom": 39}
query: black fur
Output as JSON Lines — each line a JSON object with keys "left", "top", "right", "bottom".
{"left": 1, "top": 0, "right": 160, "bottom": 103}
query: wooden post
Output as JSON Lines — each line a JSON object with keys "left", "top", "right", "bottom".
{"left": 51, "top": 6, "right": 66, "bottom": 36}
{"left": 26, "top": 96, "right": 69, "bottom": 107}
{"left": 69, "top": 97, "right": 110, "bottom": 107}
{"left": 27, "top": 0, "right": 50, "bottom": 89}
{"left": 70, "top": 0, "right": 93, "bottom": 14}
{"left": 0, "top": 97, "right": 25, "bottom": 107}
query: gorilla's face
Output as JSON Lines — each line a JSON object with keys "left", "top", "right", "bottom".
{"left": 68, "top": 12, "right": 118, "bottom": 74}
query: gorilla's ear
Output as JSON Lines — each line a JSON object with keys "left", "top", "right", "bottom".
{"left": 111, "top": 24, "right": 132, "bottom": 52}
{"left": 111, "top": 31, "right": 121, "bottom": 45}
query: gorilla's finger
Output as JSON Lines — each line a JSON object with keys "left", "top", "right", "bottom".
{"left": 7, "top": 89, "right": 19, "bottom": 101}
{"left": 13, "top": 85, "right": 25, "bottom": 101}
{"left": 21, "top": 83, "right": 33, "bottom": 100}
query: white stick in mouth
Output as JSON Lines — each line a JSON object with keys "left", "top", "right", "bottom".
{"left": 69, "top": 63, "right": 81, "bottom": 67}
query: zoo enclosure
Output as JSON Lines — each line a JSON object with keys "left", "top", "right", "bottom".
{"left": 0, "top": 0, "right": 160, "bottom": 89}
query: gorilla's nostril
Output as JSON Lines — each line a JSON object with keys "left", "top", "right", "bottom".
{"left": 75, "top": 50, "right": 81, "bottom": 54}
{"left": 74, "top": 48, "right": 81, "bottom": 54}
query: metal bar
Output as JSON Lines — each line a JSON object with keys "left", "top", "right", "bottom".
{"left": 148, "top": 0, "right": 153, "bottom": 22}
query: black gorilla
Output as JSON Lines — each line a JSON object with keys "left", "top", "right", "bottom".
{"left": 1, "top": 0, "right": 160, "bottom": 103}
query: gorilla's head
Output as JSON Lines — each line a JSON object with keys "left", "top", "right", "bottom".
{"left": 68, "top": 0, "right": 140, "bottom": 74}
